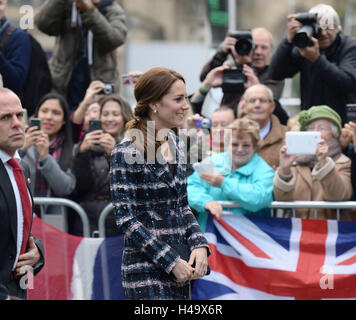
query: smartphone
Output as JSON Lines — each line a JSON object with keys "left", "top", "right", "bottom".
{"left": 193, "top": 158, "right": 220, "bottom": 175}
{"left": 286, "top": 131, "right": 321, "bottom": 155}
{"left": 88, "top": 119, "right": 102, "bottom": 132}
{"left": 346, "top": 104, "right": 356, "bottom": 123}
{"left": 29, "top": 118, "right": 41, "bottom": 130}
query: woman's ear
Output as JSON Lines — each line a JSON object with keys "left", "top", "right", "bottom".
{"left": 149, "top": 103, "right": 158, "bottom": 114}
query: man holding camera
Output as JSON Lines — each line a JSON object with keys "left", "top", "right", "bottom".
{"left": 35, "top": 0, "right": 128, "bottom": 113}
{"left": 190, "top": 28, "right": 287, "bottom": 124}
{"left": 269, "top": 3, "right": 356, "bottom": 125}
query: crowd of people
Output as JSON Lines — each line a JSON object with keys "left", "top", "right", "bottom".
{"left": 1, "top": 0, "right": 356, "bottom": 300}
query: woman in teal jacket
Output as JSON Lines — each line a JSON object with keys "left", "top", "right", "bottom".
{"left": 188, "top": 118, "right": 275, "bottom": 232}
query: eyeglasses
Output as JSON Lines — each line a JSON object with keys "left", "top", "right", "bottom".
{"left": 245, "top": 98, "right": 272, "bottom": 104}
{"left": 231, "top": 143, "right": 253, "bottom": 149}
{"left": 307, "top": 124, "right": 331, "bottom": 132}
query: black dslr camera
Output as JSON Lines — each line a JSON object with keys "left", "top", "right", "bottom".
{"left": 230, "top": 30, "right": 256, "bottom": 56}
{"left": 220, "top": 30, "right": 253, "bottom": 94}
{"left": 292, "top": 13, "right": 322, "bottom": 48}
{"left": 221, "top": 67, "right": 247, "bottom": 94}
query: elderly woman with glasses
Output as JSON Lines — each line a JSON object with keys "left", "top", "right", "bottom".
{"left": 274, "top": 105, "right": 353, "bottom": 220}
{"left": 187, "top": 117, "right": 275, "bottom": 232}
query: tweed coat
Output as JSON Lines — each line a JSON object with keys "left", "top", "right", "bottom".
{"left": 110, "top": 133, "right": 210, "bottom": 300}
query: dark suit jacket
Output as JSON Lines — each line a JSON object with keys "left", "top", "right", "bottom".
{"left": 0, "top": 159, "right": 44, "bottom": 299}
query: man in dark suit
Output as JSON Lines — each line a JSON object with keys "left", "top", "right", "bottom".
{"left": 0, "top": 88, "right": 44, "bottom": 299}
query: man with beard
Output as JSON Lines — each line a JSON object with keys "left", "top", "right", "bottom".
{"left": 273, "top": 105, "right": 353, "bottom": 220}
{"left": 187, "top": 118, "right": 274, "bottom": 232}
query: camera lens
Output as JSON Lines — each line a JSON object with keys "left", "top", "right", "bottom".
{"left": 201, "top": 118, "right": 211, "bottom": 129}
{"left": 103, "top": 84, "right": 112, "bottom": 95}
{"left": 235, "top": 38, "right": 253, "bottom": 56}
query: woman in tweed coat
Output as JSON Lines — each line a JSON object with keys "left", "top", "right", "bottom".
{"left": 110, "top": 67, "right": 210, "bottom": 300}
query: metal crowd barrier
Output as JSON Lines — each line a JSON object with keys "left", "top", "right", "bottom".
{"left": 98, "top": 203, "right": 115, "bottom": 238}
{"left": 219, "top": 201, "right": 356, "bottom": 221}
{"left": 34, "top": 197, "right": 91, "bottom": 237}
{"left": 34, "top": 199, "right": 356, "bottom": 238}
{"left": 97, "top": 201, "right": 356, "bottom": 238}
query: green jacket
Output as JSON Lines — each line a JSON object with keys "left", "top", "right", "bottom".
{"left": 35, "top": 0, "right": 127, "bottom": 96}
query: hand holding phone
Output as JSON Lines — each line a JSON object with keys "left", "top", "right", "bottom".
{"left": 30, "top": 118, "right": 42, "bottom": 131}
{"left": 88, "top": 119, "right": 102, "bottom": 132}
{"left": 193, "top": 158, "right": 220, "bottom": 175}
{"left": 285, "top": 131, "right": 321, "bottom": 155}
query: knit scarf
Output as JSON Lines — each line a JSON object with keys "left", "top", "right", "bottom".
{"left": 35, "top": 135, "right": 63, "bottom": 197}
{"left": 295, "top": 137, "right": 342, "bottom": 169}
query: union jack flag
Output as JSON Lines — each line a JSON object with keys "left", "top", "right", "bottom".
{"left": 192, "top": 213, "right": 356, "bottom": 300}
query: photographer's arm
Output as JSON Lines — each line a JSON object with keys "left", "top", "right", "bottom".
{"left": 199, "top": 34, "right": 236, "bottom": 81}
{"left": 35, "top": 0, "right": 67, "bottom": 36}
{"left": 80, "top": 1, "right": 127, "bottom": 54}
{"left": 190, "top": 65, "right": 230, "bottom": 114}
{"left": 72, "top": 81, "right": 105, "bottom": 125}
{"left": 312, "top": 44, "right": 356, "bottom": 93}
{"left": 269, "top": 15, "right": 302, "bottom": 80}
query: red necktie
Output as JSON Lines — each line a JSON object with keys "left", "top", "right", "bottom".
{"left": 7, "top": 158, "right": 32, "bottom": 255}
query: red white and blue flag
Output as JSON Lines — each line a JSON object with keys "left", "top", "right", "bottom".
{"left": 192, "top": 213, "right": 356, "bottom": 300}
{"left": 28, "top": 216, "right": 124, "bottom": 300}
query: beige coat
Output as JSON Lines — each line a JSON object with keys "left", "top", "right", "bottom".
{"left": 258, "top": 114, "right": 287, "bottom": 169}
{"left": 274, "top": 154, "right": 354, "bottom": 220}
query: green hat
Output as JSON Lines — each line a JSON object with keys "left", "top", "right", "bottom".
{"left": 298, "top": 105, "right": 342, "bottom": 133}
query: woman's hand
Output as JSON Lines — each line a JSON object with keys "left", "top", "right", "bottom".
{"left": 34, "top": 132, "right": 50, "bottom": 159}
{"left": 79, "top": 130, "right": 103, "bottom": 153}
{"left": 204, "top": 201, "right": 223, "bottom": 220}
{"left": 199, "top": 172, "right": 225, "bottom": 188}
{"left": 316, "top": 139, "right": 328, "bottom": 167}
{"left": 100, "top": 133, "right": 116, "bottom": 156}
{"left": 339, "top": 122, "right": 354, "bottom": 150}
{"left": 22, "top": 126, "right": 42, "bottom": 152}
{"left": 171, "top": 259, "right": 194, "bottom": 283}
{"left": 189, "top": 247, "right": 208, "bottom": 280}
{"left": 279, "top": 145, "right": 299, "bottom": 176}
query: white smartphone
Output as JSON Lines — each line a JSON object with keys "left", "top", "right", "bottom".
{"left": 193, "top": 158, "right": 220, "bottom": 175}
{"left": 286, "top": 131, "right": 321, "bottom": 155}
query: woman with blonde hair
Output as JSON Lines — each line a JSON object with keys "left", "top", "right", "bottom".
{"left": 188, "top": 117, "right": 275, "bottom": 231}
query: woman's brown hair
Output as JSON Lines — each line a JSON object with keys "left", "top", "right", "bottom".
{"left": 125, "top": 67, "right": 185, "bottom": 158}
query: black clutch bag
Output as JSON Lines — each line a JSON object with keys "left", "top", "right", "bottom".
{"left": 172, "top": 243, "right": 210, "bottom": 276}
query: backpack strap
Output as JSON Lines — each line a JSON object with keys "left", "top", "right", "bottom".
{"left": 0, "top": 24, "right": 17, "bottom": 54}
